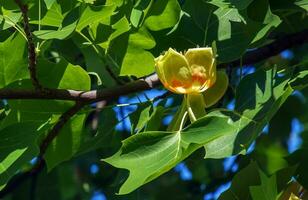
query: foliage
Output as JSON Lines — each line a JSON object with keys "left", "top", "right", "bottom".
{"left": 0, "top": 0, "right": 308, "bottom": 199}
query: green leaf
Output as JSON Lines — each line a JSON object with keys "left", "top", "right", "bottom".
{"left": 219, "top": 162, "right": 261, "bottom": 200}
{"left": 74, "top": 41, "right": 117, "bottom": 87}
{"left": 103, "top": 131, "right": 182, "bottom": 194}
{"left": 37, "top": 58, "right": 91, "bottom": 91}
{"left": 31, "top": 2, "right": 63, "bottom": 27}
{"left": 219, "top": 162, "right": 295, "bottom": 200}
{"left": 130, "top": 104, "right": 165, "bottom": 133}
{"left": 144, "top": 0, "right": 181, "bottom": 31}
{"left": 290, "top": 70, "right": 308, "bottom": 90}
{"left": 44, "top": 113, "right": 88, "bottom": 170}
{"left": 131, "top": 104, "right": 152, "bottom": 133}
{"left": 44, "top": 0, "right": 57, "bottom": 9}
{"left": 35, "top": 163, "right": 80, "bottom": 200}
{"left": 130, "top": 0, "right": 152, "bottom": 28}
{"left": 230, "top": 0, "right": 254, "bottom": 10}
{"left": 78, "top": 0, "right": 96, "bottom": 4}
{"left": 182, "top": 0, "right": 263, "bottom": 62}
{"left": 33, "top": 7, "right": 79, "bottom": 40}
{"left": 98, "top": 16, "right": 131, "bottom": 49}
{"left": 103, "top": 112, "right": 242, "bottom": 194}
{"left": 114, "top": 27, "right": 156, "bottom": 77}
{"left": 77, "top": 4, "right": 116, "bottom": 31}
{"left": 33, "top": 22, "right": 77, "bottom": 40}
{"left": 247, "top": 0, "right": 281, "bottom": 44}
{"left": 250, "top": 171, "right": 277, "bottom": 200}
{"left": 145, "top": 106, "right": 165, "bottom": 131}
{"left": 0, "top": 123, "right": 41, "bottom": 190}
{"left": 251, "top": 136, "right": 289, "bottom": 174}
{"left": 295, "top": 0, "right": 308, "bottom": 11}
{"left": 0, "top": 33, "right": 28, "bottom": 88}
{"left": 0, "top": 6, "right": 21, "bottom": 31}
{"left": 180, "top": 0, "right": 280, "bottom": 62}
{"left": 203, "top": 70, "right": 292, "bottom": 159}
{"left": 77, "top": 106, "right": 121, "bottom": 155}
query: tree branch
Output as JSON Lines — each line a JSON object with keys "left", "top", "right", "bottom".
{"left": 0, "top": 157, "right": 45, "bottom": 198}
{"left": 14, "top": 0, "right": 42, "bottom": 90}
{"left": 220, "top": 29, "right": 308, "bottom": 68}
{"left": 0, "top": 74, "right": 160, "bottom": 102}
{"left": 39, "top": 101, "right": 85, "bottom": 156}
{"left": 1, "top": 29, "right": 308, "bottom": 102}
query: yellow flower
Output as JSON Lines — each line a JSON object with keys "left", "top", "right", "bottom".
{"left": 155, "top": 47, "right": 216, "bottom": 94}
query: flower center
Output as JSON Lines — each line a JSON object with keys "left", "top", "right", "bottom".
{"left": 191, "top": 65, "right": 207, "bottom": 85}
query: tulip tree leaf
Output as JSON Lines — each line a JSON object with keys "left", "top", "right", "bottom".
{"left": 31, "top": 2, "right": 63, "bottom": 27}
{"left": 204, "top": 69, "right": 292, "bottom": 159}
{"left": 44, "top": 113, "right": 88, "bottom": 171}
{"left": 180, "top": 0, "right": 281, "bottom": 62}
{"left": 219, "top": 162, "right": 295, "bottom": 200}
{"left": 103, "top": 68, "right": 308, "bottom": 194}
{"left": 77, "top": 4, "right": 116, "bottom": 31}
{"left": 33, "top": 22, "right": 77, "bottom": 40}
{"left": 44, "top": 0, "right": 57, "bottom": 9}
{"left": 130, "top": 0, "right": 152, "bottom": 28}
{"left": 247, "top": 0, "right": 282, "bottom": 44}
{"left": 144, "top": 0, "right": 181, "bottom": 31}
{"left": 295, "top": 0, "right": 308, "bottom": 11}
{"left": 109, "top": 27, "right": 156, "bottom": 77}
{"left": 104, "top": 113, "right": 237, "bottom": 194}
{"left": 33, "top": 7, "right": 79, "bottom": 40}
{"left": 0, "top": 123, "right": 42, "bottom": 190}
{"left": 0, "top": 33, "right": 28, "bottom": 88}
{"left": 0, "top": 6, "right": 21, "bottom": 31}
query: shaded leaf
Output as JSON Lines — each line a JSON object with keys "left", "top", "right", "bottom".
{"left": 0, "top": 123, "right": 42, "bottom": 189}
{"left": 0, "top": 33, "right": 28, "bottom": 88}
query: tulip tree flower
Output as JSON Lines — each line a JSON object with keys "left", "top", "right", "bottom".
{"left": 155, "top": 47, "right": 228, "bottom": 130}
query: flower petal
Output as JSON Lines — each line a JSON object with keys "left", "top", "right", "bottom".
{"left": 203, "top": 71, "right": 228, "bottom": 107}
{"left": 185, "top": 47, "right": 216, "bottom": 92}
{"left": 155, "top": 48, "right": 192, "bottom": 93}
{"left": 184, "top": 47, "right": 214, "bottom": 68}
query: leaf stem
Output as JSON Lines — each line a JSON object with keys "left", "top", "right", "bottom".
{"left": 178, "top": 111, "right": 188, "bottom": 132}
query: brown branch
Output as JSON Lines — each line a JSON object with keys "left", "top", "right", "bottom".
{"left": 39, "top": 101, "right": 86, "bottom": 156}
{"left": 14, "top": 0, "right": 42, "bottom": 90}
{"left": 0, "top": 29, "right": 307, "bottom": 102}
{"left": 220, "top": 29, "right": 308, "bottom": 68}
{"left": 0, "top": 155, "right": 45, "bottom": 198}
{"left": 0, "top": 74, "right": 160, "bottom": 102}
{"left": 91, "top": 100, "right": 108, "bottom": 130}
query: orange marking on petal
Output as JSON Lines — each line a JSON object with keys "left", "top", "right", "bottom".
{"left": 192, "top": 74, "right": 207, "bottom": 85}
{"left": 171, "top": 79, "right": 182, "bottom": 88}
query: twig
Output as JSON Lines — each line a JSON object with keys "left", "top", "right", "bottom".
{"left": 14, "top": 0, "right": 42, "bottom": 90}
{"left": 39, "top": 101, "right": 86, "bottom": 156}
{"left": 91, "top": 100, "right": 107, "bottom": 130}
{"left": 0, "top": 158, "right": 45, "bottom": 198}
